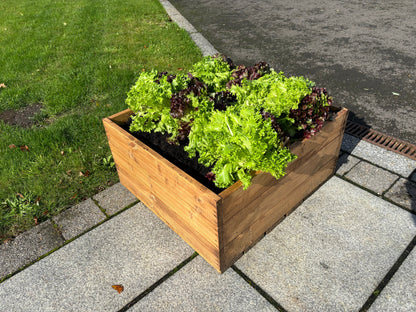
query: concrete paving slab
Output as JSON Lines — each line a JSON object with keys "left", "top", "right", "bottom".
{"left": 129, "top": 255, "right": 276, "bottom": 312}
{"left": 190, "top": 32, "right": 219, "bottom": 56}
{"left": 0, "top": 203, "right": 194, "bottom": 312}
{"left": 52, "top": 198, "right": 106, "bottom": 240}
{"left": 368, "top": 247, "right": 416, "bottom": 312}
{"left": 384, "top": 178, "right": 416, "bottom": 212}
{"left": 345, "top": 161, "right": 399, "bottom": 195}
{"left": 336, "top": 153, "right": 361, "bottom": 176}
{"left": 341, "top": 134, "right": 416, "bottom": 177}
{"left": 235, "top": 177, "right": 416, "bottom": 312}
{"left": 0, "top": 220, "right": 63, "bottom": 280}
{"left": 93, "top": 182, "right": 137, "bottom": 216}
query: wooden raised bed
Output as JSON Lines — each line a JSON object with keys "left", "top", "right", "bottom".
{"left": 103, "top": 107, "right": 348, "bottom": 273}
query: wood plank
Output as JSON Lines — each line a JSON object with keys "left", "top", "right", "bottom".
{"left": 105, "top": 109, "right": 134, "bottom": 126}
{"left": 133, "top": 167, "right": 220, "bottom": 246}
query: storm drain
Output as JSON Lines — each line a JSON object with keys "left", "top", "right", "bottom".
{"left": 345, "top": 120, "right": 416, "bottom": 160}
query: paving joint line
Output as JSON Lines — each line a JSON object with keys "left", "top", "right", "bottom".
{"left": 117, "top": 252, "right": 199, "bottom": 312}
{"left": 359, "top": 234, "right": 416, "bottom": 311}
{"left": 111, "top": 199, "right": 141, "bottom": 218}
{"left": 338, "top": 155, "right": 362, "bottom": 177}
{"left": 49, "top": 217, "right": 66, "bottom": 242}
{"left": 335, "top": 174, "right": 416, "bottom": 215}
{"left": 339, "top": 149, "right": 414, "bottom": 180}
{"left": 380, "top": 196, "right": 416, "bottom": 217}
{"left": 231, "top": 265, "right": 288, "bottom": 312}
{"left": 91, "top": 197, "right": 111, "bottom": 218}
{"left": 336, "top": 153, "right": 416, "bottom": 211}
{"left": 0, "top": 237, "right": 66, "bottom": 284}
{"left": 380, "top": 176, "right": 401, "bottom": 197}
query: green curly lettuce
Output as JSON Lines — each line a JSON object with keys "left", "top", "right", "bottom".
{"left": 126, "top": 70, "right": 189, "bottom": 137}
{"left": 230, "top": 70, "right": 313, "bottom": 117}
{"left": 185, "top": 105, "right": 296, "bottom": 189}
{"left": 190, "top": 56, "right": 232, "bottom": 92}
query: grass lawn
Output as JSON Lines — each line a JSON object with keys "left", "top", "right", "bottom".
{"left": 0, "top": 0, "right": 202, "bottom": 240}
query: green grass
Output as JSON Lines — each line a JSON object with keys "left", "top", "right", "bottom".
{"left": 0, "top": 0, "right": 202, "bottom": 239}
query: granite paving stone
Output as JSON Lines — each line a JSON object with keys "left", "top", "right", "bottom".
{"left": 384, "top": 178, "right": 416, "bottom": 212}
{"left": 345, "top": 161, "right": 399, "bottom": 195}
{"left": 129, "top": 256, "right": 276, "bottom": 312}
{"left": 335, "top": 153, "right": 361, "bottom": 176}
{"left": 341, "top": 134, "right": 416, "bottom": 177}
{"left": 235, "top": 177, "right": 416, "bottom": 312}
{"left": 190, "top": 32, "right": 219, "bottom": 56}
{"left": 368, "top": 247, "right": 416, "bottom": 312}
{"left": 0, "top": 203, "right": 194, "bottom": 312}
{"left": 93, "top": 182, "right": 138, "bottom": 216}
{"left": 0, "top": 221, "right": 64, "bottom": 280}
{"left": 53, "top": 198, "right": 106, "bottom": 240}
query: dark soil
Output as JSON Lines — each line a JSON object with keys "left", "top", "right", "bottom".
{"left": 0, "top": 103, "right": 44, "bottom": 128}
{"left": 123, "top": 121, "right": 225, "bottom": 194}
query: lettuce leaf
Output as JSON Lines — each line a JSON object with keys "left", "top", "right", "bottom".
{"left": 126, "top": 71, "right": 189, "bottom": 137}
{"left": 190, "top": 56, "right": 232, "bottom": 93}
{"left": 231, "top": 70, "right": 313, "bottom": 117}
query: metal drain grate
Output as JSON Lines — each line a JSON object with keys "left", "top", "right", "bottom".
{"left": 345, "top": 120, "right": 416, "bottom": 160}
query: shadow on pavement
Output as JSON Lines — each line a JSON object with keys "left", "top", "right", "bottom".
{"left": 406, "top": 169, "right": 416, "bottom": 226}
{"left": 347, "top": 110, "right": 372, "bottom": 129}
{"left": 336, "top": 110, "right": 369, "bottom": 169}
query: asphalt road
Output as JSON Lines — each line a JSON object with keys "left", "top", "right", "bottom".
{"left": 169, "top": 0, "right": 416, "bottom": 144}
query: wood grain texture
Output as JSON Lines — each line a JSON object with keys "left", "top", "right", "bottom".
{"left": 103, "top": 107, "right": 348, "bottom": 273}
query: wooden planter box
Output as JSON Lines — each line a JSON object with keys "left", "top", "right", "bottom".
{"left": 103, "top": 107, "right": 348, "bottom": 273}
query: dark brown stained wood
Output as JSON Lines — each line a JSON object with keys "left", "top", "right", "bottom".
{"left": 103, "top": 107, "right": 348, "bottom": 273}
